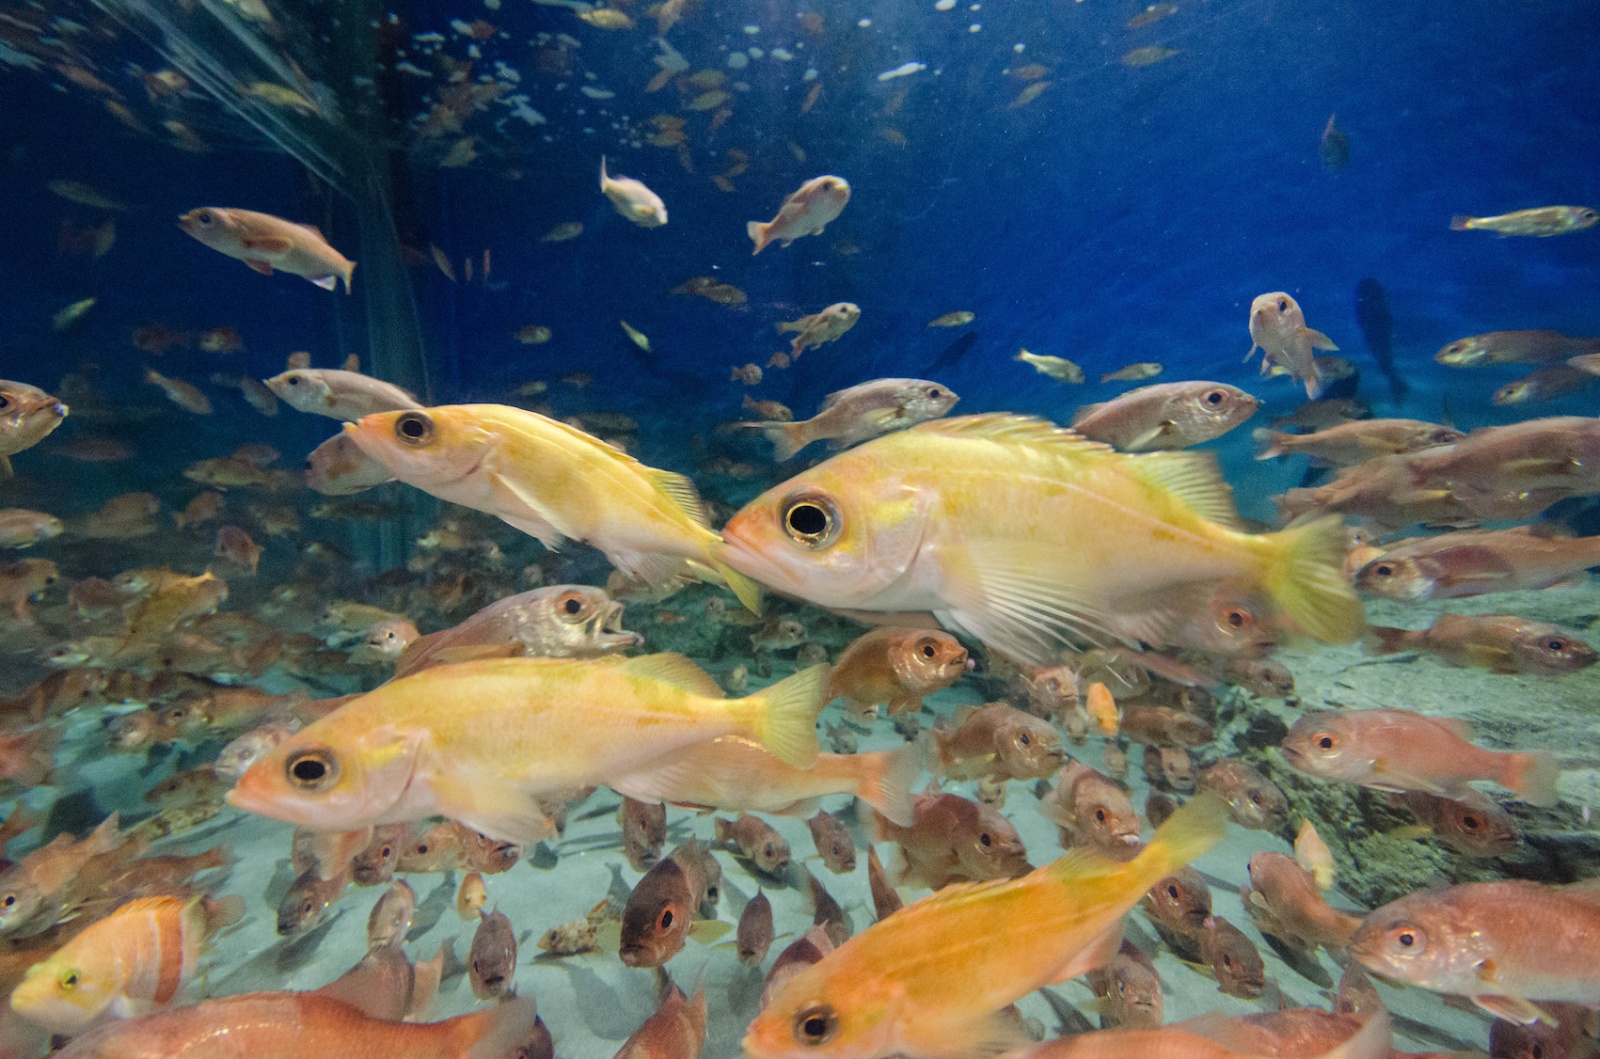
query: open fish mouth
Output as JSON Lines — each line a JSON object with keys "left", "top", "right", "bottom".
{"left": 591, "top": 601, "right": 643, "bottom": 648}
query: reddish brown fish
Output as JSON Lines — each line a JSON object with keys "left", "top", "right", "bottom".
{"left": 827, "top": 627, "right": 969, "bottom": 716}
{"left": 874, "top": 791, "right": 1030, "bottom": 890}
{"left": 1369, "top": 613, "right": 1597, "bottom": 675}
{"left": 1241, "top": 852, "right": 1362, "bottom": 953}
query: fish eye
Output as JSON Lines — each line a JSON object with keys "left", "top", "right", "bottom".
{"left": 1222, "top": 954, "right": 1233, "bottom": 968}
{"left": 1166, "top": 884, "right": 1180, "bottom": 900}
{"left": 0, "top": 395, "right": 9, "bottom": 410}
{"left": 381, "top": 844, "right": 394, "bottom": 857}
{"left": 1547, "top": 639, "right": 1569, "bottom": 652}
{"left": 794, "top": 1005, "right": 839, "bottom": 1046}
{"left": 917, "top": 638, "right": 937, "bottom": 658}
{"left": 1276, "top": 298, "right": 1289, "bottom": 312}
{"left": 58, "top": 969, "right": 79, "bottom": 990}
{"left": 1461, "top": 814, "right": 1482, "bottom": 830}
{"left": 284, "top": 746, "right": 338, "bottom": 790}
{"left": 780, "top": 492, "right": 840, "bottom": 549}
{"left": 1372, "top": 564, "right": 1392, "bottom": 577}
{"left": 1095, "top": 808, "right": 1107, "bottom": 823}
{"left": 394, "top": 412, "right": 435, "bottom": 446}
{"left": 415, "top": 843, "right": 429, "bottom": 855}
{"left": 1205, "top": 390, "right": 1226, "bottom": 405}
{"left": 1533, "top": 1047, "right": 1546, "bottom": 1059}
{"left": 1387, "top": 925, "right": 1423, "bottom": 952}
{"left": 658, "top": 907, "right": 675, "bottom": 930}
{"left": 196, "top": 209, "right": 215, "bottom": 225}
{"left": 556, "top": 591, "right": 589, "bottom": 619}
{"left": 1226, "top": 609, "right": 1249, "bottom": 628}
{"left": 1314, "top": 733, "right": 1336, "bottom": 751}
{"left": 0, "top": 894, "right": 13, "bottom": 910}
{"left": 1019, "top": 732, "right": 1030, "bottom": 745}
{"left": 979, "top": 832, "right": 992, "bottom": 847}
{"left": 1248, "top": 792, "right": 1262, "bottom": 806}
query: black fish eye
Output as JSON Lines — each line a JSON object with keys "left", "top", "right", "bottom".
{"left": 395, "top": 412, "right": 434, "bottom": 445}
{"left": 1547, "top": 639, "right": 1567, "bottom": 652}
{"left": 1315, "top": 735, "right": 1335, "bottom": 750}
{"left": 1095, "top": 808, "right": 1107, "bottom": 822}
{"left": 1373, "top": 564, "right": 1392, "bottom": 577}
{"left": 1222, "top": 954, "right": 1233, "bottom": 968}
{"left": 979, "top": 832, "right": 992, "bottom": 847}
{"left": 1019, "top": 733, "right": 1030, "bottom": 745}
{"left": 1166, "top": 885, "right": 1179, "bottom": 899}
{"left": 0, "top": 395, "right": 9, "bottom": 410}
{"left": 1397, "top": 931, "right": 1414, "bottom": 947}
{"left": 1205, "top": 390, "right": 1225, "bottom": 405}
{"left": 1461, "top": 814, "right": 1481, "bottom": 830}
{"left": 197, "top": 210, "right": 214, "bottom": 225}
{"left": 1276, "top": 299, "right": 1288, "bottom": 312}
{"left": 1, "top": 895, "right": 13, "bottom": 909}
{"left": 927, "top": 388, "right": 940, "bottom": 398}
{"left": 286, "top": 375, "right": 302, "bottom": 386}
{"left": 285, "top": 746, "right": 338, "bottom": 790}
{"left": 794, "top": 1006, "right": 838, "bottom": 1046}
{"left": 920, "top": 641, "right": 936, "bottom": 658}
{"left": 415, "top": 844, "right": 429, "bottom": 855}
{"left": 658, "top": 907, "right": 674, "bottom": 930}
{"left": 564, "top": 596, "right": 582, "bottom": 614}
{"left": 1227, "top": 610, "right": 1247, "bottom": 627}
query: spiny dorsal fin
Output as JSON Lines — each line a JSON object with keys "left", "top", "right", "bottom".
{"left": 620, "top": 653, "right": 724, "bottom": 697}
{"left": 1129, "top": 451, "right": 1243, "bottom": 530}
{"left": 912, "top": 413, "right": 1115, "bottom": 454}
{"left": 1070, "top": 403, "right": 1105, "bottom": 425}
{"left": 648, "top": 468, "right": 710, "bottom": 528}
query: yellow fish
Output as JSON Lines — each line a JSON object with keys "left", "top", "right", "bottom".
{"left": 344, "top": 404, "right": 763, "bottom": 610}
{"left": 744, "top": 795, "right": 1228, "bottom": 1059}
{"left": 716, "top": 415, "right": 1361, "bottom": 666}
{"left": 228, "top": 655, "right": 828, "bottom": 843}
{"left": 620, "top": 319, "right": 651, "bottom": 352}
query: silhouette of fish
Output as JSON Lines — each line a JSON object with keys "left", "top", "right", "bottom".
{"left": 926, "top": 331, "right": 978, "bottom": 374}
{"left": 1355, "top": 278, "right": 1407, "bottom": 404}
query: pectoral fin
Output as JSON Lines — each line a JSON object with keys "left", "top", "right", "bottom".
{"left": 245, "top": 259, "right": 274, "bottom": 275}
{"left": 426, "top": 769, "right": 557, "bottom": 847}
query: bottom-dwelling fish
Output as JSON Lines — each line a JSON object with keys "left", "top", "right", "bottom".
{"left": 744, "top": 795, "right": 1227, "bottom": 1059}
{"left": 614, "top": 972, "right": 709, "bottom": 1059}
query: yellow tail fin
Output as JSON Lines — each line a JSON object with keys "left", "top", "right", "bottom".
{"left": 1046, "top": 791, "right": 1228, "bottom": 887}
{"left": 743, "top": 664, "right": 829, "bottom": 769}
{"left": 1262, "top": 516, "right": 1365, "bottom": 643}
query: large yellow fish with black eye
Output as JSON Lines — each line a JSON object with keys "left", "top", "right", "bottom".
{"left": 715, "top": 414, "right": 1362, "bottom": 666}
{"left": 346, "top": 403, "right": 762, "bottom": 611}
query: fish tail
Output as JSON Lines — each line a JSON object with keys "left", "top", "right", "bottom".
{"left": 1364, "top": 625, "right": 1412, "bottom": 655}
{"left": 740, "top": 664, "right": 829, "bottom": 770}
{"left": 1259, "top": 515, "right": 1364, "bottom": 644}
{"left": 1503, "top": 750, "right": 1560, "bottom": 807}
{"left": 852, "top": 745, "right": 920, "bottom": 827}
{"left": 341, "top": 259, "right": 356, "bottom": 294}
{"left": 1449, "top": 215, "right": 1475, "bottom": 231}
{"left": 451, "top": 994, "right": 540, "bottom": 1059}
{"left": 1252, "top": 428, "right": 1287, "bottom": 460}
{"left": 762, "top": 420, "right": 812, "bottom": 462}
{"left": 1047, "top": 792, "right": 1227, "bottom": 888}
{"left": 747, "top": 220, "right": 769, "bottom": 254}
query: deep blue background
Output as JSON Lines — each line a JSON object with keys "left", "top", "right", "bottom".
{"left": 2, "top": 0, "right": 1598, "bottom": 521}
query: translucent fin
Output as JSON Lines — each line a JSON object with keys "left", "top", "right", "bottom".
{"left": 742, "top": 664, "right": 829, "bottom": 769}
{"left": 1260, "top": 516, "right": 1365, "bottom": 643}
{"left": 459, "top": 996, "right": 541, "bottom": 1059}
{"left": 1131, "top": 451, "right": 1242, "bottom": 529}
{"left": 852, "top": 746, "right": 920, "bottom": 827}
{"left": 913, "top": 412, "right": 1115, "bottom": 456}
{"left": 311, "top": 274, "right": 338, "bottom": 291}
{"left": 648, "top": 468, "right": 709, "bottom": 527}
{"left": 1502, "top": 750, "right": 1560, "bottom": 807}
{"left": 427, "top": 770, "right": 557, "bottom": 847}
{"left": 707, "top": 559, "right": 765, "bottom": 614}
{"left": 937, "top": 543, "right": 1118, "bottom": 666}
{"left": 485, "top": 470, "right": 572, "bottom": 548}
{"left": 620, "top": 653, "right": 724, "bottom": 697}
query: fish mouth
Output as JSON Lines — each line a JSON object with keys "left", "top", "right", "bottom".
{"left": 592, "top": 601, "right": 643, "bottom": 648}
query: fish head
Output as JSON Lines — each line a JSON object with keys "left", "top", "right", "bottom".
{"left": 1024, "top": 665, "right": 1078, "bottom": 717}
{"left": 994, "top": 715, "right": 1066, "bottom": 779}
{"left": 1078, "top": 784, "right": 1143, "bottom": 851}
{"left": 1511, "top": 627, "right": 1598, "bottom": 674}
{"left": 744, "top": 961, "right": 903, "bottom": 1059}
{"left": 1110, "top": 961, "right": 1163, "bottom": 1026}
{"left": 1279, "top": 711, "right": 1364, "bottom": 784}
{"left": 1200, "top": 589, "right": 1276, "bottom": 657}
{"left": 177, "top": 207, "right": 242, "bottom": 250}
{"left": 1434, "top": 795, "right": 1521, "bottom": 857}
{"left": 227, "top": 720, "right": 415, "bottom": 832}
{"left": 717, "top": 458, "right": 930, "bottom": 609}
{"left": 345, "top": 408, "right": 496, "bottom": 487}
{"left": 277, "top": 868, "right": 340, "bottom": 936}
{"left": 264, "top": 370, "right": 333, "bottom": 413}
{"left": 11, "top": 951, "right": 109, "bottom": 1033}
{"left": 619, "top": 858, "right": 694, "bottom": 968}
{"left": 886, "top": 630, "right": 969, "bottom": 693}
{"left": 1348, "top": 894, "right": 1479, "bottom": 991}
{"left": 958, "top": 804, "right": 1030, "bottom": 880}
{"left": 531, "top": 585, "right": 642, "bottom": 655}
{"left": 0, "top": 380, "right": 68, "bottom": 445}
{"left": 1433, "top": 338, "right": 1487, "bottom": 367}
{"left": 1249, "top": 292, "right": 1304, "bottom": 346}
{"left": 1203, "top": 917, "right": 1265, "bottom": 996}
{"left": 1352, "top": 555, "right": 1434, "bottom": 602}
{"left": 1492, "top": 381, "right": 1532, "bottom": 406}
{"left": 891, "top": 381, "right": 960, "bottom": 424}
{"left": 814, "top": 175, "right": 852, "bottom": 206}
{"left": 1142, "top": 867, "right": 1211, "bottom": 929}
{"left": 1184, "top": 383, "right": 1259, "bottom": 432}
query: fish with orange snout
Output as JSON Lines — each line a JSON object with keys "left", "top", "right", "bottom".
{"left": 748, "top": 175, "right": 850, "bottom": 254}
{"left": 178, "top": 207, "right": 355, "bottom": 292}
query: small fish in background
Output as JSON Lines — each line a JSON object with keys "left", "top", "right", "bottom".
{"left": 1247, "top": 292, "right": 1338, "bottom": 399}
{"left": 1041, "top": 759, "right": 1142, "bottom": 859}
{"left": 620, "top": 797, "right": 668, "bottom": 871}
{"left": 51, "top": 296, "right": 96, "bottom": 331}
{"left": 457, "top": 872, "right": 487, "bottom": 920}
{"left": 619, "top": 838, "right": 727, "bottom": 968}
{"left": 1398, "top": 789, "right": 1521, "bottom": 858}
{"left": 1087, "top": 942, "right": 1163, "bottom": 1029}
{"left": 759, "top": 924, "right": 834, "bottom": 1011}
{"left": 1294, "top": 819, "right": 1336, "bottom": 888}
{"left": 1015, "top": 350, "right": 1085, "bottom": 382}
{"left": 0, "top": 380, "right": 68, "bottom": 478}
{"left": 777, "top": 302, "right": 860, "bottom": 358}
{"left": 197, "top": 326, "right": 245, "bottom": 353}
{"left": 131, "top": 324, "right": 191, "bottom": 355}
{"left": 1141, "top": 864, "right": 1212, "bottom": 961}
{"left": 748, "top": 175, "right": 850, "bottom": 254}
{"left": 1121, "top": 45, "right": 1180, "bottom": 66}
{"left": 1126, "top": 4, "right": 1177, "bottom": 29}
{"left": 731, "top": 364, "right": 763, "bottom": 386}
{"left": 1120, "top": 707, "right": 1213, "bottom": 749}
{"left": 580, "top": 7, "right": 636, "bottom": 28}
{"left": 276, "top": 863, "right": 351, "bottom": 936}
{"left": 933, "top": 702, "right": 1065, "bottom": 783}
{"left": 1008, "top": 81, "right": 1051, "bottom": 109}
{"left": 827, "top": 627, "right": 969, "bottom": 718}
{"left": 468, "top": 908, "right": 517, "bottom": 999}
{"left": 1493, "top": 365, "right": 1593, "bottom": 405}
{"left": 737, "top": 891, "right": 775, "bottom": 965}
{"left": 806, "top": 810, "right": 856, "bottom": 874}
{"left": 1349, "top": 878, "right": 1600, "bottom": 1022}
{"left": 619, "top": 320, "right": 651, "bottom": 353}
{"left": 395, "top": 585, "right": 639, "bottom": 676}
{"left": 1281, "top": 707, "right": 1560, "bottom": 806}
{"left": 512, "top": 325, "right": 553, "bottom": 345}
{"left": 714, "top": 813, "right": 792, "bottom": 878}
{"left": 1353, "top": 526, "right": 1600, "bottom": 602}
{"left": 1255, "top": 418, "right": 1461, "bottom": 465}
{"left": 305, "top": 433, "right": 394, "bottom": 496}
{"left": 540, "top": 221, "right": 583, "bottom": 242}
{"left": 1241, "top": 851, "right": 1362, "bottom": 954}
{"left": 1198, "top": 915, "right": 1266, "bottom": 998}
{"left": 927, "top": 311, "right": 975, "bottom": 328}
{"left": 1195, "top": 759, "right": 1287, "bottom": 831}
{"left": 614, "top": 972, "right": 709, "bottom": 1059}
{"left": 178, "top": 207, "right": 356, "bottom": 292}
{"left": 865, "top": 846, "right": 903, "bottom": 924}
{"left": 1320, "top": 114, "right": 1350, "bottom": 171}
{"left": 1353, "top": 278, "right": 1407, "bottom": 402}
{"left": 47, "top": 179, "right": 126, "bottom": 211}
{"left": 213, "top": 525, "right": 262, "bottom": 575}
{"left": 874, "top": 789, "right": 1030, "bottom": 890}
{"left": 144, "top": 369, "right": 212, "bottom": 415}
{"left": 738, "top": 378, "right": 959, "bottom": 461}
{"left": 749, "top": 618, "right": 807, "bottom": 654}
{"left": 1100, "top": 361, "right": 1163, "bottom": 383}
{"left": 0, "top": 558, "right": 60, "bottom": 624}
{"left": 1451, "top": 205, "right": 1598, "bottom": 237}
{"left": 805, "top": 869, "right": 851, "bottom": 946}
{"left": 1437, "top": 329, "right": 1600, "bottom": 366}
{"left": 1369, "top": 614, "right": 1597, "bottom": 676}
{"left": 600, "top": 156, "right": 667, "bottom": 227}
{"left": 265, "top": 368, "right": 421, "bottom": 421}
{"left": 0, "top": 509, "right": 63, "bottom": 549}
{"left": 1490, "top": 1003, "right": 1599, "bottom": 1059}
{"left": 1071, "top": 381, "right": 1257, "bottom": 452}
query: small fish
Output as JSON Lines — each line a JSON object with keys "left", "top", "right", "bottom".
{"left": 749, "top": 175, "right": 850, "bottom": 254}
{"left": 827, "top": 627, "right": 970, "bottom": 717}
{"left": 1100, "top": 362, "right": 1164, "bottom": 383}
{"left": 1437, "top": 329, "right": 1600, "bottom": 367}
{"left": 366, "top": 880, "right": 416, "bottom": 950}
{"left": 1247, "top": 293, "right": 1338, "bottom": 399}
{"left": 1088, "top": 942, "right": 1163, "bottom": 1029}
{"left": 742, "top": 379, "right": 959, "bottom": 462}
{"left": 579, "top": 7, "right": 635, "bottom": 29}
{"left": 1254, "top": 418, "right": 1462, "bottom": 465}
{"left": 1072, "top": 382, "right": 1257, "bottom": 452}
{"left": 52, "top": 297, "right": 96, "bottom": 331}
{"left": 875, "top": 790, "right": 1030, "bottom": 890}
{"left": 927, "top": 311, "right": 975, "bottom": 328}
{"left": 806, "top": 811, "right": 856, "bottom": 875}
{"left": 179, "top": 207, "right": 355, "bottom": 292}
{"left": 457, "top": 872, "right": 488, "bottom": 920}
{"left": 1084, "top": 683, "right": 1120, "bottom": 737}
{"left": 1009, "top": 81, "right": 1051, "bottom": 109}
{"left": 1350, "top": 878, "right": 1600, "bottom": 1022}
{"left": 277, "top": 863, "right": 351, "bottom": 936}
{"left": 1370, "top": 614, "right": 1597, "bottom": 675}
{"left": 144, "top": 369, "right": 212, "bottom": 415}
{"left": 265, "top": 368, "right": 421, "bottom": 421}
{"left": 933, "top": 702, "right": 1065, "bottom": 782}
{"left": 760, "top": 925, "right": 833, "bottom": 1011}
{"left": 614, "top": 973, "right": 709, "bottom": 1059}
{"left": 540, "top": 222, "right": 583, "bottom": 242}
{"left": 468, "top": 909, "right": 518, "bottom": 999}
{"left": 1398, "top": 789, "right": 1521, "bottom": 858}
{"left": 0, "top": 509, "right": 63, "bottom": 549}
{"left": 1041, "top": 760, "right": 1142, "bottom": 859}
{"left": 1354, "top": 526, "right": 1600, "bottom": 602}
{"left": 601, "top": 156, "right": 667, "bottom": 227}
{"left": 1320, "top": 114, "right": 1350, "bottom": 171}
{"left": 1241, "top": 851, "right": 1361, "bottom": 953}
{"left": 620, "top": 797, "right": 668, "bottom": 872}
{"left": 777, "top": 303, "right": 861, "bottom": 359}
{"left": 1120, "top": 707, "right": 1213, "bottom": 748}
{"left": 1015, "top": 350, "right": 1084, "bottom": 383}
{"left": 1126, "top": 4, "right": 1177, "bottom": 29}
{"left": 513, "top": 325, "right": 553, "bottom": 345}
{"left": 1198, "top": 915, "right": 1266, "bottom": 998}
{"left": 619, "top": 838, "right": 726, "bottom": 968}
{"left": 1490, "top": 1004, "right": 1598, "bottom": 1059}
{"left": 1294, "top": 819, "right": 1335, "bottom": 889}
{"left": 806, "top": 869, "right": 851, "bottom": 947}
{"left": 715, "top": 813, "right": 792, "bottom": 877}
{"left": 1281, "top": 707, "right": 1559, "bottom": 805}
{"left": 620, "top": 320, "right": 651, "bottom": 353}
{"left": 1120, "top": 45, "right": 1179, "bottom": 66}
{"left": 738, "top": 892, "right": 776, "bottom": 965}
{"left": 1493, "top": 365, "right": 1592, "bottom": 405}
{"left": 48, "top": 180, "right": 126, "bottom": 210}
{"left": 1451, "top": 206, "right": 1598, "bottom": 237}
{"left": 397, "top": 585, "right": 638, "bottom": 676}
{"left": 1195, "top": 759, "right": 1287, "bottom": 831}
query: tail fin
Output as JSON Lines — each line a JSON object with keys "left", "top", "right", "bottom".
{"left": 341, "top": 260, "right": 356, "bottom": 295}
{"left": 763, "top": 421, "right": 810, "bottom": 462}
{"left": 1046, "top": 792, "right": 1227, "bottom": 888}
{"left": 851, "top": 746, "right": 920, "bottom": 827}
{"left": 1261, "top": 516, "right": 1364, "bottom": 644}
{"left": 1364, "top": 626, "right": 1412, "bottom": 655}
{"left": 202, "top": 894, "right": 246, "bottom": 932}
{"left": 455, "top": 995, "right": 540, "bottom": 1059}
{"left": 747, "top": 220, "right": 769, "bottom": 255}
{"left": 743, "top": 665, "right": 829, "bottom": 769}
{"left": 1503, "top": 750, "right": 1560, "bottom": 807}
{"left": 1449, "top": 215, "right": 1474, "bottom": 231}
{"left": 1253, "top": 428, "right": 1288, "bottom": 461}
{"left": 599, "top": 155, "right": 609, "bottom": 189}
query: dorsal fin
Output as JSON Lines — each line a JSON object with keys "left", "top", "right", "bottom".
{"left": 912, "top": 413, "right": 1115, "bottom": 454}
{"left": 648, "top": 468, "right": 710, "bottom": 528}
{"left": 1129, "top": 451, "right": 1244, "bottom": 530}
{"left": 1069, "top": 403, "right": 1105, "bottom": 425}
{"left": 620, "top": 653, "right": 724, "bottom": 697}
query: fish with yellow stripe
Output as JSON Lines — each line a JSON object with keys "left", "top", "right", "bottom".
{"left": 345, "top": 404, "right": 764, "bottom": 611}
{"left": 716, "top": 414, "right": 1362, "bottom": 664}
{"left": 10, "top": 894, "right": 235, "bottom": 1034}
{"left": 744, "top": 795, "right": 1229, "bottom": 1059}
